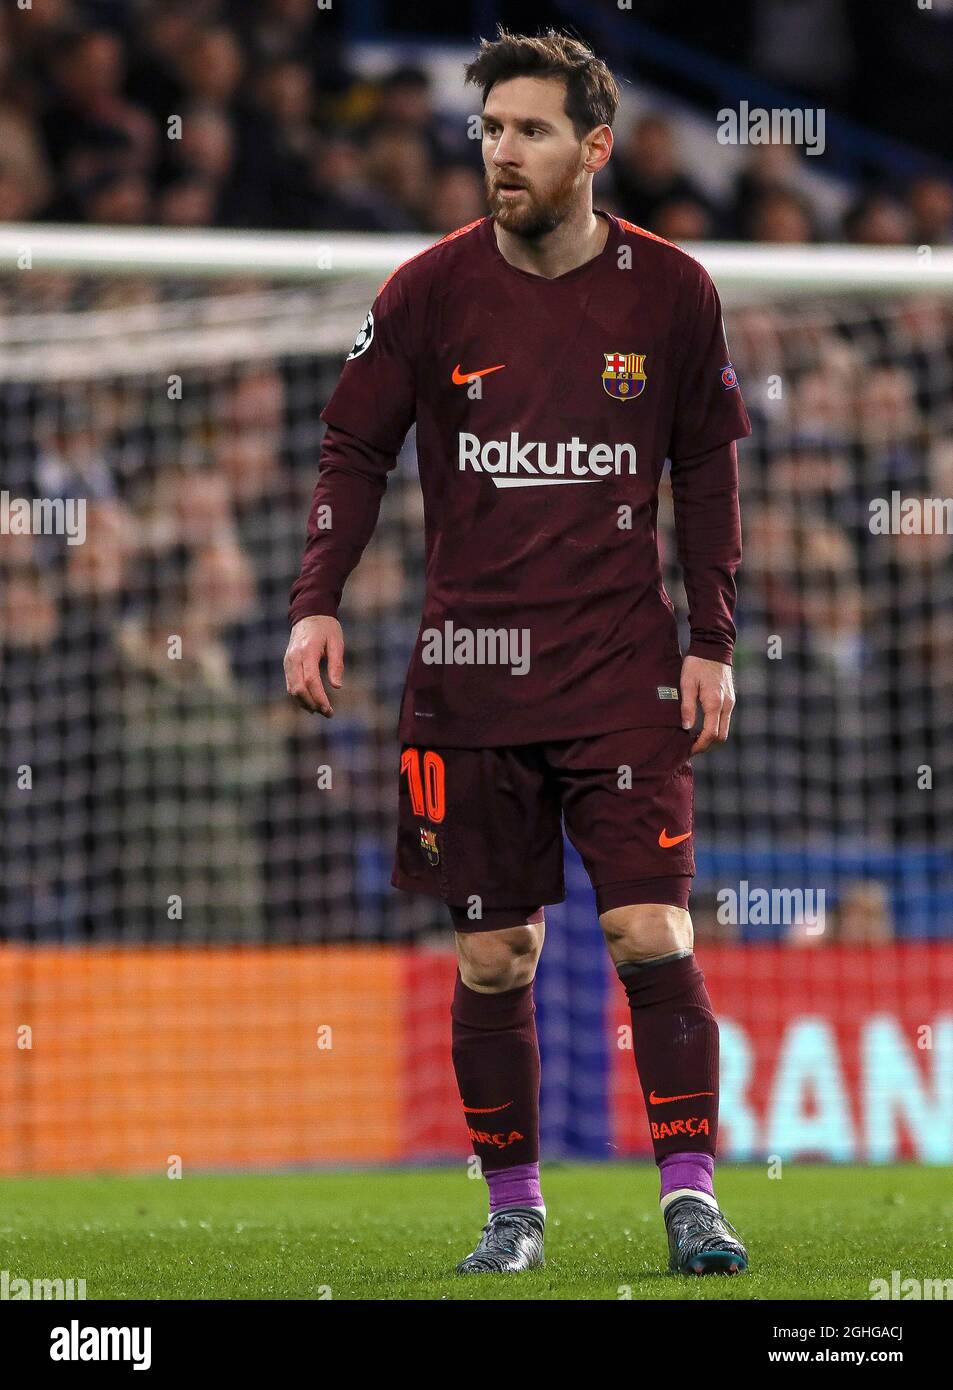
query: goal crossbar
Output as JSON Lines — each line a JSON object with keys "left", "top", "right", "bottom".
{"left": 2, "top": 223, "right": 953, "bottom": 293}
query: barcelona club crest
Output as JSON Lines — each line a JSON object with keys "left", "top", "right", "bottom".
{"left": 419, "top": 827, "right": 440, "bottom": 867}
{"left": 602, "top": 352, "right": 647, "bottom": 400}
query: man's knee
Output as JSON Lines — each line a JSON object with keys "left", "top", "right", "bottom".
{"left": 599, "top": 901, "right": 693, "bottom": 964}
{"left": 455, "top": 918, "right": 545, "bottom": 992}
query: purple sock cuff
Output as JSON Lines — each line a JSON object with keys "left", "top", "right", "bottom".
{"left": 486, "top": 1161, "right": 543, "bottom": 1214}
{"left": 659, "top": 1150, "right": 715, "bottom": 1200}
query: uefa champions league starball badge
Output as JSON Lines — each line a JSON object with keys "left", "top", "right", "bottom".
{"left": 346, "top": 310, "right": 375, "bottom": 360}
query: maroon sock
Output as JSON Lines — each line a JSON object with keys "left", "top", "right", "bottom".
{"left": 451, "top": 972, "right": 540, "bottom": 1177}
{"left": 617, "top": 952, "right": 719, "bottom": 1162}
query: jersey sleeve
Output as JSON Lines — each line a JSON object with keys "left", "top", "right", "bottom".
{"left": 669, "top": 439, "right": 742, "bottom": 664}
{"left": 319, "top": 270, "right": 417, "bottom": 454}
{"left": 289, "top": 272, "right": 417, "bottom": 626}
{"left": 288, "top": 422, "right": 402, "bottom": 625}
{"left": 668, "top": 261, "right": 751, "bottom": 461}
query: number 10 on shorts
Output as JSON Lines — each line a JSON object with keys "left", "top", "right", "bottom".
{"left": 400, "top": 748, "right": 446, "bottom": 822}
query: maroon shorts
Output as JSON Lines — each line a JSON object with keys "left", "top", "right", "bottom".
{"left": 391, "top": 726, "right": 695, "bottom": 931}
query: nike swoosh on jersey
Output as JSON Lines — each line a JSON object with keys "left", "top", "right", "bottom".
{"left": 452, "top": 362, "right": 506, "bottom": 384}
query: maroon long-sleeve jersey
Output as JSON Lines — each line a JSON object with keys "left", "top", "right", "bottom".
{"left": 290, "top": 210, "right": 750, "bottom": 747}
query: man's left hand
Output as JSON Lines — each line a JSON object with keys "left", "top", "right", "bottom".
{"left": 680, "top": 654, "right": 735, "bottom": 754}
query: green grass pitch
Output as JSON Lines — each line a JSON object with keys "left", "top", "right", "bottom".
{"left": 1, "top": 1164, "right": 948, "bottom": 1300}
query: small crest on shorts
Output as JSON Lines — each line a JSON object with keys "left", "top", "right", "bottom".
{"left": 657, "top": 686, "right": 680, "bottom": 700}
{"left": 419, "top": 827, "right": 440, "bottom": 866}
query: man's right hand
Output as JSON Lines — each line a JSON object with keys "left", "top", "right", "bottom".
{"left": 284, "top": 615, "right": 344, "bottom": 716}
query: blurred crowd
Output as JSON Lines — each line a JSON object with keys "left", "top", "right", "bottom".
{"left": 1, "top": 0, "right": 953, "bottom": 245}
{"left": 2, "top": 288, "right": 952, "bottom": 943}
{"left": 684, "top": 295, "right": 953, "bottom": 944}
{"left": 1, "top": 1, "right": 952, "bottom": 944}
{"left": 0, "top": 352, "right": 428, "bottom": 942}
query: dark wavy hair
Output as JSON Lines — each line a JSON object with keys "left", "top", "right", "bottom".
{"left": 464, "top": 27, "right": 620, "bottom": 141}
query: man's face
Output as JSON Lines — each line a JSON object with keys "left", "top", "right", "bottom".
{"left": 481, "top": 76, "right": 601, "bottom": 238}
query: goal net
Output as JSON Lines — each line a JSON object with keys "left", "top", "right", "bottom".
{"left": 1, "top": 231, "right": 951, "bottom": 1172}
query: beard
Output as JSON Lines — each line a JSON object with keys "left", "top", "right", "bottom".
{"left": 485, "top": 155, "right": 585, "bottom": 239}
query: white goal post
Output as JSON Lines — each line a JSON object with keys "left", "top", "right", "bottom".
{"left": 2, "top": 222, "right": 953, "bottom": 290}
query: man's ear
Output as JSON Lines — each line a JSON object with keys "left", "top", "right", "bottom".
{"left": 585, "top": 124, "right": 613, "bottom": 176}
